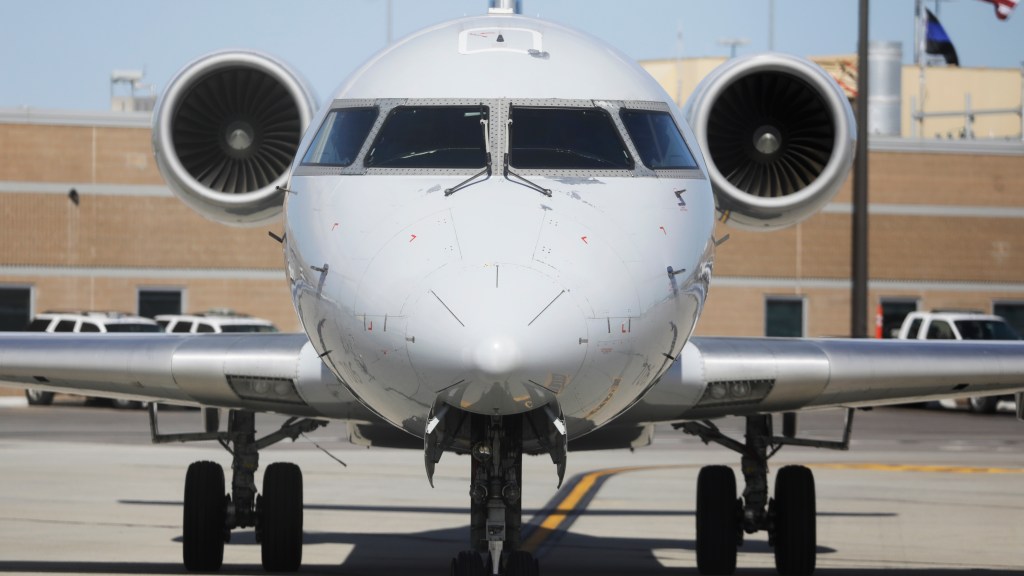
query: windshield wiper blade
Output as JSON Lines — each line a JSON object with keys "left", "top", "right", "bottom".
{"left": 445, "top": 103, "right": 492, "bottom": 197}
{"left": 444, "top": 155, "right": 492, "bottom": 196}
{"left": 503, "top": 153, "right": 551, "bottom": 197}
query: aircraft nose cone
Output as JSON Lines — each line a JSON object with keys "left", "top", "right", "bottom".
{"left": 473, "top": 335, "right": 521, "bottom": 376}
{"left": 405, "top": 263, "right": 588, "bottom": 415}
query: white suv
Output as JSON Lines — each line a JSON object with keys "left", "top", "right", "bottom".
{"left": 897, "top": 310, "right": 1021, "bottom": 413}
{"left": 24, "top": 311, "right": 161, "bottom": 407}
{"left": 155, "top": 312, "right": 278, "bottom": 334}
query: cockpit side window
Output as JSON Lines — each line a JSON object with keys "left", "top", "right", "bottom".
{"left": 619, "top": 109, "right": 698, "bottom": 170}
{"left": 508, "top": 107, "right": 633, "bottom": 170}
{"left": 301, "top": 107, "right": 378, "bottom": 167}
{"left": 365, "top": 106, "right": 488, "bottom": 169}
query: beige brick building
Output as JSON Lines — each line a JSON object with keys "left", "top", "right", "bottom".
{"left": 2, "top": 57, "right": 1023, "bottom": 338}
{"left": 0, "top": 111, "right": 299, "bottom": 331}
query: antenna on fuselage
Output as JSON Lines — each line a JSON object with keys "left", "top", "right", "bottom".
{"left": 489, "top": 0, "right": 521, "bottom": 14}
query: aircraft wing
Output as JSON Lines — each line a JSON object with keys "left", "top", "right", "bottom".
{"left": 0, "top": 332, "right": 375, "bottom": 422}
{"left": 624, "top": 336, "right": 1024, "bottom": 424}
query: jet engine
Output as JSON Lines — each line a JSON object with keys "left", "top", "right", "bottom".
{"left": 684, "top": 53, "right": 855, "bottom": 231}
{"left": 152, "top": 51, "right": 316, "bottom": 226}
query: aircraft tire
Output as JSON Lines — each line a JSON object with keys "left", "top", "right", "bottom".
{"left": 450, "top": 550, "right": 486, "bottom": 576}
{"left": 25, "top": 389, "right": 54, "bottom": 406}
{"left": 772, "top": 465, "right": 816, "bottom": 576}
{"left": 505, "top": 550, "right": 539, "bottom": 576}
{"left": 183, "top": 460, "right": 226, "bottom": 571}
{"left": 695, "top": 465, "right": 739, "bottom": 575}
{"left": 260, "top": 462, "right": 303, "bottom": 572}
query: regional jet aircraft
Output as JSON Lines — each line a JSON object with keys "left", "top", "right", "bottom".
{"left": 3, "top": 3, "right": 1024, "bottom": 576}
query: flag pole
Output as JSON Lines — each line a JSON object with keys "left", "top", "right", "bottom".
{"left": 917, "top": 0, "right": 927, "bottom": 138}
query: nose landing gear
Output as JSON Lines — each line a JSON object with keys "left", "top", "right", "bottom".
{"left": 450, "top": 414, "right": 540, "bottom": 576}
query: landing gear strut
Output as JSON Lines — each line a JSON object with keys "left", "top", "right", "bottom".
{"left": 680, "top": 410, "right": 853, "bottom": 576}
{"left": 150, "top": 405, "right": 326, "bottom": 572}
{"left": 451, "top": 414, "right": 539, "bottom": 576}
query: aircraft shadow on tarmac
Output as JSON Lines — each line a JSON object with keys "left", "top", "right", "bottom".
{"left": 0, "top": 499, "right": 993, "bottom": 576}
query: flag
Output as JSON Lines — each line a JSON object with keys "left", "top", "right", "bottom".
{"left": 925, "top": 9, "right": 959, "bottom": 66}
{"left": 979, "top": 0, "right": 1018, "bottom": 20}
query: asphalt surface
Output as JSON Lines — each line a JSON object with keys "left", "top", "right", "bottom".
{"left": 0, "top": 392, "right": 1022, "bottom": 575}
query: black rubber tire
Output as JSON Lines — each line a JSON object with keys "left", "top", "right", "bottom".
{"left": 506, "top": 550, "right": 539, "bottom": 576}
{"left": 450, "top": 550, "right": 486, "bottom": 576}
{"left": 968, "top": 396, "right": 999, "bottom": 414}
{"left": 260, "top": 462, "right": 303, "bottom": 572}
{"left": 183, "top": 460, "right": 226, "bottom": 572}
{"left": 695, "top": 465, "right": 739, "bottom": 575}
{"left": 25, "top": 389, "right": 54, "bottom": 406}
{"left": 773, "top": 465, "right": 816, "bottom": 576}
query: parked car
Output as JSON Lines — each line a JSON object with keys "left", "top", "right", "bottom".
{"left": 24, "top": 311, "right": 162, "bottom": 408}
{"left": 897, "top": 310, "right": 1021, "bottom": 413}
{"left": 155, "top": 311, "right": 279, "bottom": 334}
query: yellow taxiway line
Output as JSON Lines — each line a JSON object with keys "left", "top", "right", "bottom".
{"left": 520, "top": 460, "right": 1024, "bottom": 554}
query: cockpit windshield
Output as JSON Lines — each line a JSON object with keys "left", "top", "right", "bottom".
{"left": 301, "top": 107, "right": 378, "bottom": 167}
{"left": 508, "top": 107, "right": 633, "bottom": 170}
{"left": 619, "top": 109, "right": 698, "bottom": 170}
{"left": 365, "top": 106, "right": 488, "bottom": 169}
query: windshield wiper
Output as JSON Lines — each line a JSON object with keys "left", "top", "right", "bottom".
{"left": 445, "top": 104, "right": 492, "bottom": 197}
{"left": 503, "top": 153, "right": 551, "bottom": 197}
{"left": 444, "top": 155, "right": 492, "bottom": 196}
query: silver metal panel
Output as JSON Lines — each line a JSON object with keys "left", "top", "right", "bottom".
{"left": 868, "top": 41, "right": 902, "bottom": 137}
{"left": 0, "top": 332, "right": 371, "bottom": 419}
{"left": 614, "top": 336, "right": 1024, "bottom": 427}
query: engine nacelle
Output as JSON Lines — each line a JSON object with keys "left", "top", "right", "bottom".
{"left": 685, "top": 53, "right": 855, "bottom": 231}
{"left": 152, "top": 51, "right": 316, "bottom": 226}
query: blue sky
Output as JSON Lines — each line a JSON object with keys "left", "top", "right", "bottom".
{"left": 3, "top": 0, "right": 1022, "bottom": 111}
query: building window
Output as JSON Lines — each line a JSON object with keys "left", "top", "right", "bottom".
{"left": 880, "top": 298, "right": 918, "bottom": 339}
{"left": 138, "top": 288, "right": 183, "bottom": 319}
{"left": 0, "top": 286, "right": 32, "bottom": 331}
{"left": 993, "top": 302, "right": 1024, "bottom": 337}
{"left": 765, "top": 296, "right": 804, "bottom": 337}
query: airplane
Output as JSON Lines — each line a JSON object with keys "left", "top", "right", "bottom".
{"left": 2, "top": 2, "right": 1024, "bottom": 576}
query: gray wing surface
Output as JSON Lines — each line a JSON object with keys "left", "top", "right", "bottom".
{"left": 0, "top": 332, "right": 374, "bottom": 421}
{"left": 624, "top": 336, "right": 1024, "bottom": 424}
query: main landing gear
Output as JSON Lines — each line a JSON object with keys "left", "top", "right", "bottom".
{"left": 680, "top": 410, "right": 854, "bottom": 576}
{"left": 149, "top": 405, "right": 327, "bottom": 572}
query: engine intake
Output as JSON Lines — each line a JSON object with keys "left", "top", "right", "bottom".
{"left": 685, "top": 53, "right": 855, "bottom": 231}
{"left": 153, "top": 51, "right": 316, "bottom": 226}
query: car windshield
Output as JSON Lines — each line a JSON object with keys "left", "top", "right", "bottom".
{"left": 620, "top": 109, "right": 699, "bottom": 169}
{"left": 508, "top": 106, "right": 632, "bottom": 170}
{"left": 955, "top": 320, "right": 1021, "bottom": 340}
{"left": 105, "top": 324, "right": 162, "bottom": 333}
{"left": 301, "top": 107, "right": 378, "bottom": 167}
{"left": 365, "top": 106, "right": 488, "bottom": 169}
{"left": 219, "top": 324, "right": 279, "bottom": 333}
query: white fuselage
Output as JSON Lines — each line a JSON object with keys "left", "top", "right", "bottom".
{"left": 283, "top": 14, "right": 716, "bottom": 439}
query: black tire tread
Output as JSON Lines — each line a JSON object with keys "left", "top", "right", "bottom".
{"left": 773, "top": 465, "right": 816, "bottom": 576}
{"left": 696, "top": 465, "right": 739, "bottom": 575}
{"left": 183, "top": 460, "right": 226, "bottom": 572}
{"left": 260, "top": 462, "right": 303, "bottom": 572}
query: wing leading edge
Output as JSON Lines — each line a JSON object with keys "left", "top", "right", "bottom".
{"left": 625, "top": 336, "right": 1024, "bottom": 424}
{"left": 0, "top": 332, "right": 374, "bottom": 421}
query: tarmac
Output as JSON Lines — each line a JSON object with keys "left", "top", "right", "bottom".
{"left": 0, "top": 390, "right": 1022, "bottom": 575}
